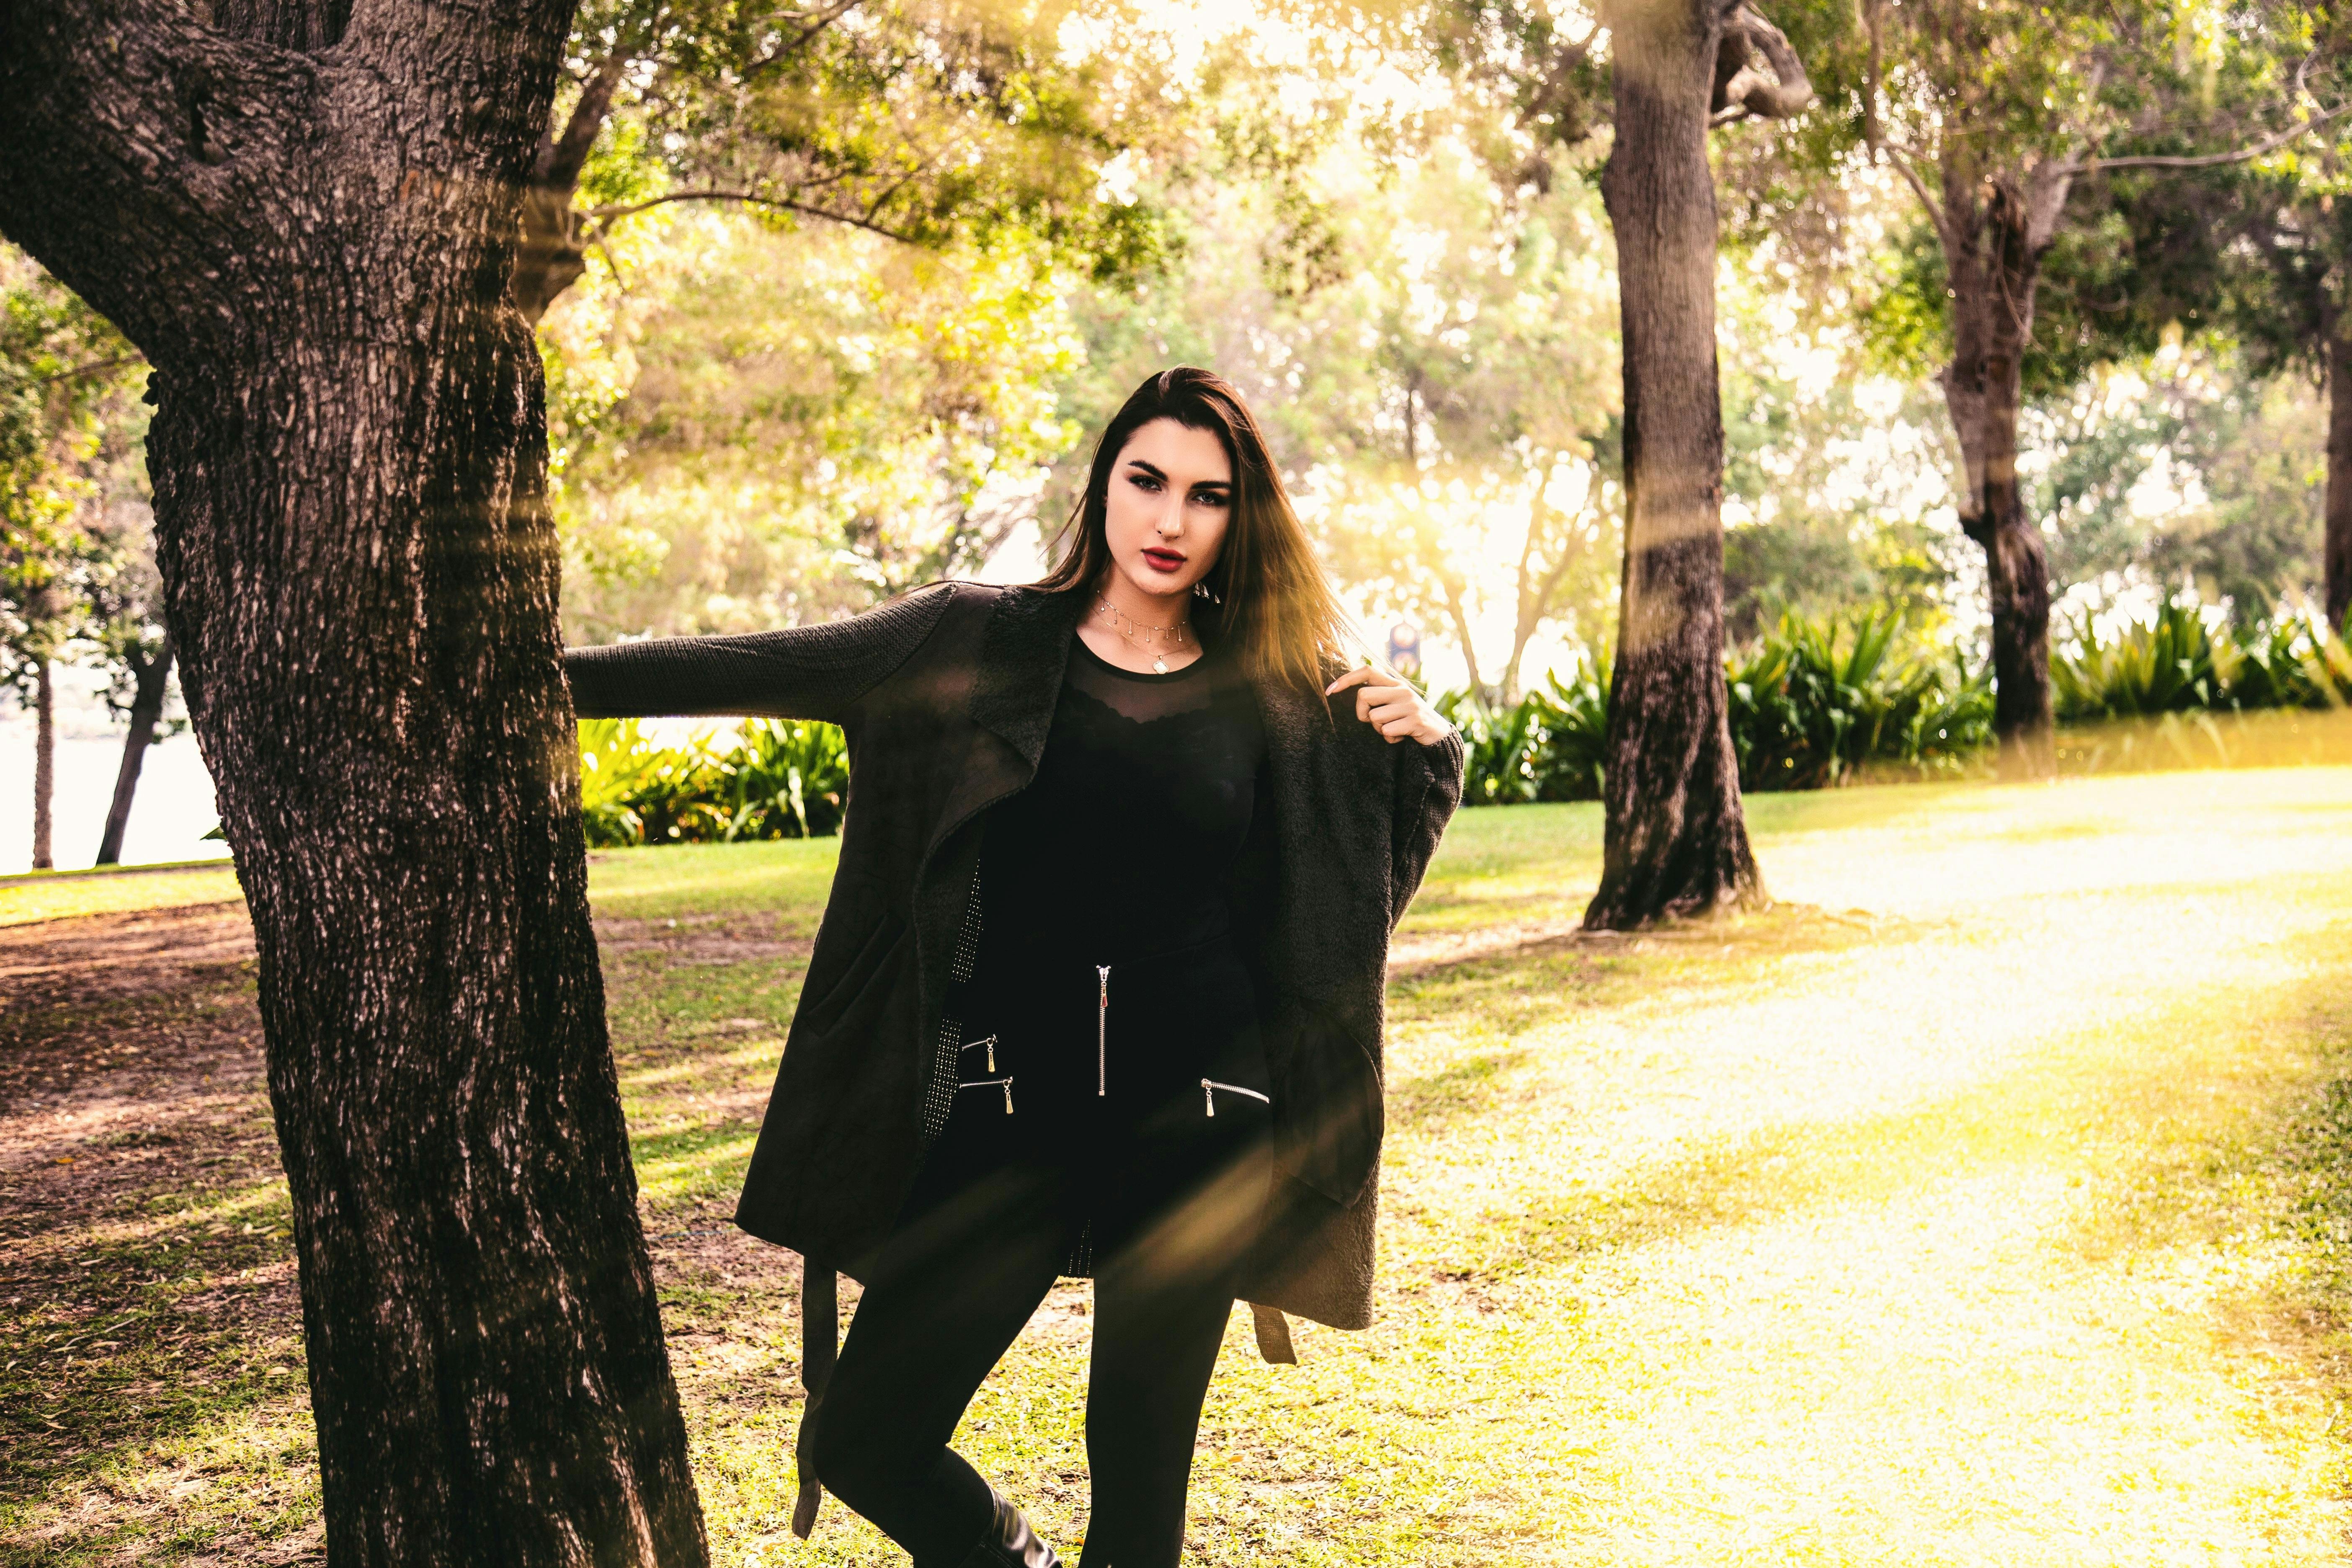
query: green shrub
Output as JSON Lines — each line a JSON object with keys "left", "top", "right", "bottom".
{"left": 1729, "top": 609, "right": 1992, "bottom": 790}
{"left": 1437, "top": 660, "right": 1611, "bottom": 806}
{"left": 578, "top": 717, "right": 848, "bottom": 847}
{"left": 2050, "top": 601, "right": 2224, "bottom": 720}
{"left": 1445, "top": 611, "right": 1991, "bottom": 805}
{"left": 2052, "top": 603, "right": 2352, "bottom": 721}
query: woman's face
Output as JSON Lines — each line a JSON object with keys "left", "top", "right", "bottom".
{"left": 1100, "top": 417, "right": 1233, "bottom": 604}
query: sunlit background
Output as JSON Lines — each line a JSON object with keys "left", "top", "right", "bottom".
{"left": 8, "top": 0, "right": 2352, "bottom": 1559}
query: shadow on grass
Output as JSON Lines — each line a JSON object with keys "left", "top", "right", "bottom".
{"left": 0, "top": 977, "right": 319, "bottom": 1565}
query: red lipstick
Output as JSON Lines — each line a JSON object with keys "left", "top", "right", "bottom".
{"left": 1142, "top": 547, "right": 1186, "bottom": 573}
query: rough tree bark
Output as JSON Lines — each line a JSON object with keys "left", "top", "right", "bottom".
{"left": 94, "top": 634, "right": 172, "bottom": 866}
{"left": 31, "top": 652, "right": 53, "bottom": 870}
{"left": 0, "top": 3, "right": 708, "bottom": 1563}
{"left": 2328, "top": 303, "right": 2352, "bottom": 629}
{"left": 1935, "top": 165, "right": 2060, "bottom": 771}
{"left": 1582, "top": 0, "right": 1781, "bottom": 929}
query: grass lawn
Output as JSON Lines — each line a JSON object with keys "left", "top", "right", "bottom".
{"left": 5, "top": 769, "right": 2351, "bottom": 1564}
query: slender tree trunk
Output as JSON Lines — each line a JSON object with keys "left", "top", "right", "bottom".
{"left": 1506, "top": 487, "right": 1576, "bottom": 704}
{"left": 1442, "top": 583, "right": 1490, "bottom": 707}
{"left": 95, "top": 634, "right": 171, "bottom": 865}
{"left": 31, "top": 653, "right": 54, "bottom": 871}
{"left": 1939, "top": 173, "right": 2054, "bottom": 773}
{"left": 1585, "top": 0, "right": 1762, "bottom": 930}
{"left": 2326, "top": 302, "right": 2352, "bottom": 630}
{"left": 0, "top": 5, "right": 708, "bottom": 1563}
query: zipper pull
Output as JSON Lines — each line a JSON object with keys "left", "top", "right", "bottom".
{"left": 1096, "top": 965, "right": 1111, "bottom": 1097}
{"left": 1202, "top": 1078, "right": 1215, "bottom": 1117}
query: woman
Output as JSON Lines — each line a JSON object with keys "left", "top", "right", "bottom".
{"left": 566, "top": 367, "right": 1462, "bottom": 1568}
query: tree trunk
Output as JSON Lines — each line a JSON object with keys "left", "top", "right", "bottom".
{"left": 1585, "top": 0, "right": 1762, "bottom": 930}
{"left": 511, "top": 46, "right": 629, "bottom": 323}
{"left": 0, "top": 6, "right": 708, "bottom": 1563}
{"left": 95, "top": 634, "right": 172, "bottom": 866}
{"left": 1939, "top": 173, "right": 2054, "bottom": 772}
{"left": 2326, "top": 302, "right": 2352, "bottom": 631}
{"left": 1505, "top": 487, "right": 1577, "bottom": 704}
{"left": 1442, "top": 584, "right": 1491, "bottom": 707}
{"left": 31, "top": 652, "right": 54, "bottom": 871}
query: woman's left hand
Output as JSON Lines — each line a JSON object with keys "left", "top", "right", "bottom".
{"left": 1326, "top": 665, "right": 1456, "bottom": 745}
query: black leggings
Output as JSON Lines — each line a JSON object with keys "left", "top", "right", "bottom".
{"left": 810, "top": 939, "right": 1274, "bottom": 1568}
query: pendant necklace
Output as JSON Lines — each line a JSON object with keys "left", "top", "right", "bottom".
{"left": 1095, "top": 596, "right": 1189, "bottom": 673}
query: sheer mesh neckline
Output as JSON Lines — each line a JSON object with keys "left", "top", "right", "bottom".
{"left": 1066, "top": 634, "right": 1220, "bottom": 722}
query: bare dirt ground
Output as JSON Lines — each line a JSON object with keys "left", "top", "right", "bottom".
{"left": 0, "top": 900, "right": 818, "bottom": 1565}
{"left": 0, "top": 901, "right": 300, "bottom": 1564}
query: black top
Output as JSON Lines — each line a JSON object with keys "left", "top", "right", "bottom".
{"left": 979, "top": 635, "right": 1266, "bottom": 965}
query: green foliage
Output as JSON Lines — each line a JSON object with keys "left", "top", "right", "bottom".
{"left": 544, "top": 216, "right": 1089, "bottom": 639}
{"left": 2051, "top": 602, "right": 2352, "bottom": 722}
{"left": 578, "top": 718, "right": 848, "bottom": 846}
{"left": 1436, "top": 660, "right": 1610, "bottom": 806}
{"left": 1713, "top": 320, "right": 1959, "bottom": 642}
{"left": 1449, "top": 611, "right": 1996, "bottom": 807}
{"left": 2032, "top": 355, "right": 2325, "bottom": 623}
{"left": 1728, "top": 610, "right": 1994, "bottom": 791}
{"left": 562, "top": 0, "right": 1181, "bottom": 288}
{"left": 0, "top": 247, "right": 150, "bottom": 709}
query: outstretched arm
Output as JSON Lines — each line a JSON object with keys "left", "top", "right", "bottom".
{"left": 565, "top": 584, "right": 956, "bottom": 723}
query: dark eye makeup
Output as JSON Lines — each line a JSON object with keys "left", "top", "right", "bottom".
{"left": 1122, "top": 460, "right": 1230, "bottom": 506}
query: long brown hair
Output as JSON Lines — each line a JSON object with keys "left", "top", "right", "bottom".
{"left": 1035, "top": 366, "right": 1359, "bottom": 692}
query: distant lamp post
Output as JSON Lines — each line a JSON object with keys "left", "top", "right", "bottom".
{"left": 1386, "top": 621, "right": 1421, "bottom": 682}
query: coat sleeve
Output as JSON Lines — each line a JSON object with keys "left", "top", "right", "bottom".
{"left": 564, "top": 583, "right": 957, "bottom": 725}
{"left": 1389, "top": 728, "right": 1464, "bottom": 928}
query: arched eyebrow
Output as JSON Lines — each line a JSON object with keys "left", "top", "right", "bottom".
{"left": 1123, "top": 456, "right": 1231, "bottom": 498}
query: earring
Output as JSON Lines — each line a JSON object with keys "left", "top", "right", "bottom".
{"left": 1195, "top": 580, "right": 1221, "bottom": 605}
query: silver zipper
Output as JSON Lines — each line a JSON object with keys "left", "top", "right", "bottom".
{"left": 959, "top": 1034, "right": 998, "bottom": 1073}
{"left": 959, "top": 1075, "right": 1014, "bottom": 1113}
{"left": 1096, "top": 965, "right": 1110, "bottom": 1096}
{"left": 1202, "top": 1079, "right": 1271, "bottom": 1117}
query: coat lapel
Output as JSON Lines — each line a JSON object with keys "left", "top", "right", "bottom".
{"left": 967, "top": 585, "right": 1083, "bottom": 769}
{"left": 920, "top": 585, "right": 1083, "bottom": 864}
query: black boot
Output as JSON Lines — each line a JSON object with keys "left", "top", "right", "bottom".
{"left": 953, "top": 1486, "right": 1061, "bottom": 1568}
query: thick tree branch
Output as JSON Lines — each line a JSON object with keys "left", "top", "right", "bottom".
{"left": 339, "top": 0, "right": 578, "bottom": 168}
{"left": 2021, "top": 158, "right": 2078, "bottom": 254}
{"left": 536, "top": 44, "right": 631, "bottom": 188}
{"left": 1709, "top": 1, "right": 1813, "bottom": 125}
{"left": 0, "top": 0, "right": 321, "bottom": 356}
{"left": 1524, "top": 22, "right": 1604, "bottom": 154}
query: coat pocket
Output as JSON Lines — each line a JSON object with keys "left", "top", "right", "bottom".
{"left": 1271, "top": 1010, "right": 1384, "bottom": 1210}
{"left": 799, "top": 899, "right": 911, "bottom": 1038}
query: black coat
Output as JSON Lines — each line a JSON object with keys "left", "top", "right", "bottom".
{"left": 566, "top": 582, "right": 1464, "bottom": 1336}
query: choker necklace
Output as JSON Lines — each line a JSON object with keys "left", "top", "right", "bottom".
{"left": 1095, "top": 596, "right": 1190, "bottom": 674}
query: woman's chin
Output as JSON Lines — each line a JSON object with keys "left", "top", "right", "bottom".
{"left": 1116, "top": 562, "right": 1195, "bottom": 604}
